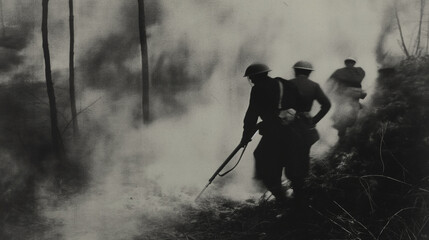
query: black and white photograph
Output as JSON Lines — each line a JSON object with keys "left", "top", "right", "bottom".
{"left": 0, "top": 0, "right": 428, "bottom": 239}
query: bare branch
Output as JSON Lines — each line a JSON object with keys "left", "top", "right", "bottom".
{"left": 61, "top": 96, "right": 103, "bottom": 134}
{"left": 309, "top": 205, "right": 358, "bottom": 239}
{"left": 426, "top": 13, "right": 429, "bottom": 54}
{"left": 415, "top": 0, "right": 425, "bottom": 55}
{"left": 417, "top": 217, "right": 429, "bottom": 239}
{"left": 379, "top": 122, "right": 387, "bottom": 173}
{"left": 361, "top": 175, "right": 429, "bottom": 193}
{"left": 395, "top": 7, "right": 410, "bottom": 57}
{"left": 359, "top": 178, "right": 376, "bottom": 213}
{"left": 377, "top": 207, "right": 417, "bottom": 239}
{"left": 333, "top": 201, "right": 377, "bottom": 240}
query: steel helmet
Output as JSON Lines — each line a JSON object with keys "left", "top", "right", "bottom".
{"left": 243, "top": 63, "right": 271, "bottom": 77}
{"left": 293, "top": 61, "right": 314, "bottom": 71}
{"left": 345, "top": 57, "right": 356, "bottom": 63}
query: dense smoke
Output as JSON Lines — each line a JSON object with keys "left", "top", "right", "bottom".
{"left": 2, "top": 0, "right": 426, "bottom": 239}
{"left": 0, "top": 0, "right": 37, "bottom": 78}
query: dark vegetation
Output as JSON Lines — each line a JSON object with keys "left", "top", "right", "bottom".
{"left": 0, "top": 80, "right": 88, "bottom": 240}
{"left": 135, "top": 57, "right": 429, "bottom": 240}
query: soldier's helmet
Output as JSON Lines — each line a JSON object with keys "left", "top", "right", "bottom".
{"left": 243, "top": 63, "right": 271, "bottom": 77}
{"left": 345, "top": 57, "right": 356, "bottom": 63}
{"left": 292, "top": 61, "right": 314, "bottom": 71}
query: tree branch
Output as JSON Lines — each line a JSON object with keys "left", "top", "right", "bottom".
{"left": 61, "top": 96, "right": 103, "bottom": 134}
{"left": 395, "top": 7, "right": 410, "bottom": 57}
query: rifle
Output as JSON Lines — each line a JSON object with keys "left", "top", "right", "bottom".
{"left": 195, "top": 123, "right": 260, "bottom": 201}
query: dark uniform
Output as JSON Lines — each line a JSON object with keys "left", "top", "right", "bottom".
{"left": 242, "top": 76, "right": 300, "bottom": 200}
{"left": 328, "top": 65, "right": 366, "bottom": 137}
{"left": 329, "top": 66, "right": 365, "bottom": 89}
{"left": 290, "top": 76, "right": 331, "bottom": 124}
{"left": 289, "top": 75, "right": 331, "bottom": 192}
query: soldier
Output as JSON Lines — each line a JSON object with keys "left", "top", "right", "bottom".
{"left": 240, "top": 63, "right": 300, "bottom": 202}
{"left": 289, "top": 61, "right": 331, "bottom": 197}
{"left": 328, "top": 57, "right": 366, "bottom": 137}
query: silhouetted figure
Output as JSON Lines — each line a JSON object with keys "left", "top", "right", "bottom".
{"left": 289, "top": 61, "right": 331, "bottom": 198}
{"left": 240, "top": 63, "right": 300, "bottom": 203}
{"left": 328, "top": 57, "right": 366, "bottom": 138}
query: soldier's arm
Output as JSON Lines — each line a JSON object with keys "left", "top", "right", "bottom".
{"left": 241, "top": 87, "right": 259, "bottom": 144}
{"left": 312, "top": 84, "right": 331, "bottom": 124}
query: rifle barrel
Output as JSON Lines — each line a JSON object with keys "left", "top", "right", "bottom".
{"left": 208, "top": 144, "right": 243, "bottom": 183}
{"left": 195, "top": 123, "right": 260, "bottom": 202}
{"left": 195, "top": 144, "right": 243, "bottom": 202}
{"left": 195, "top": 182, "right": 210, "bottom": 201}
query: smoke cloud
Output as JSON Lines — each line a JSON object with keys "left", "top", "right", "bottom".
{"left": 2, "top": 0, "right": 425, "bottom": 239}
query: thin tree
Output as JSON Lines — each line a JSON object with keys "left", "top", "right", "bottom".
{"left": 415, "top": 0, "right": 425, "bottom": 55}
{"left": 426, "top": 17, "right": 429, "bottom": 54}
{"left": 395, "top": 7, "right": 410, "bottom": 58}
{"left": 138, "top": 0, "right": 150, "bottom": 124}
{"left": 42, "top": 0, "right": 66, "bottom": 160}
{"left": 69, "top": 0, "right": 79, "bottom": 136}
{"left": 0, "top": 0, "right": 5, "bottom": 36}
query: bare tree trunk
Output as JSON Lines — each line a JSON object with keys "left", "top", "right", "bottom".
{"left": 138, "top": 0, "right": 150, "bottom": 124}
{"left": 42, "top": 0, "right": 66, "bottom": 161}
{"left": 395, "top": 7, "right": 410, "bottom": 58}
{"left": 415, "top": 0, "right": 425, "bottom": 55}
{"left": 69, "top": 0, "right": 79, "bottom": 136}
{"left": 0, "top": 0, "right": 5, "bottom": 36}
{"left": 426, "top": 15, "right": 429, "bottom": 54}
